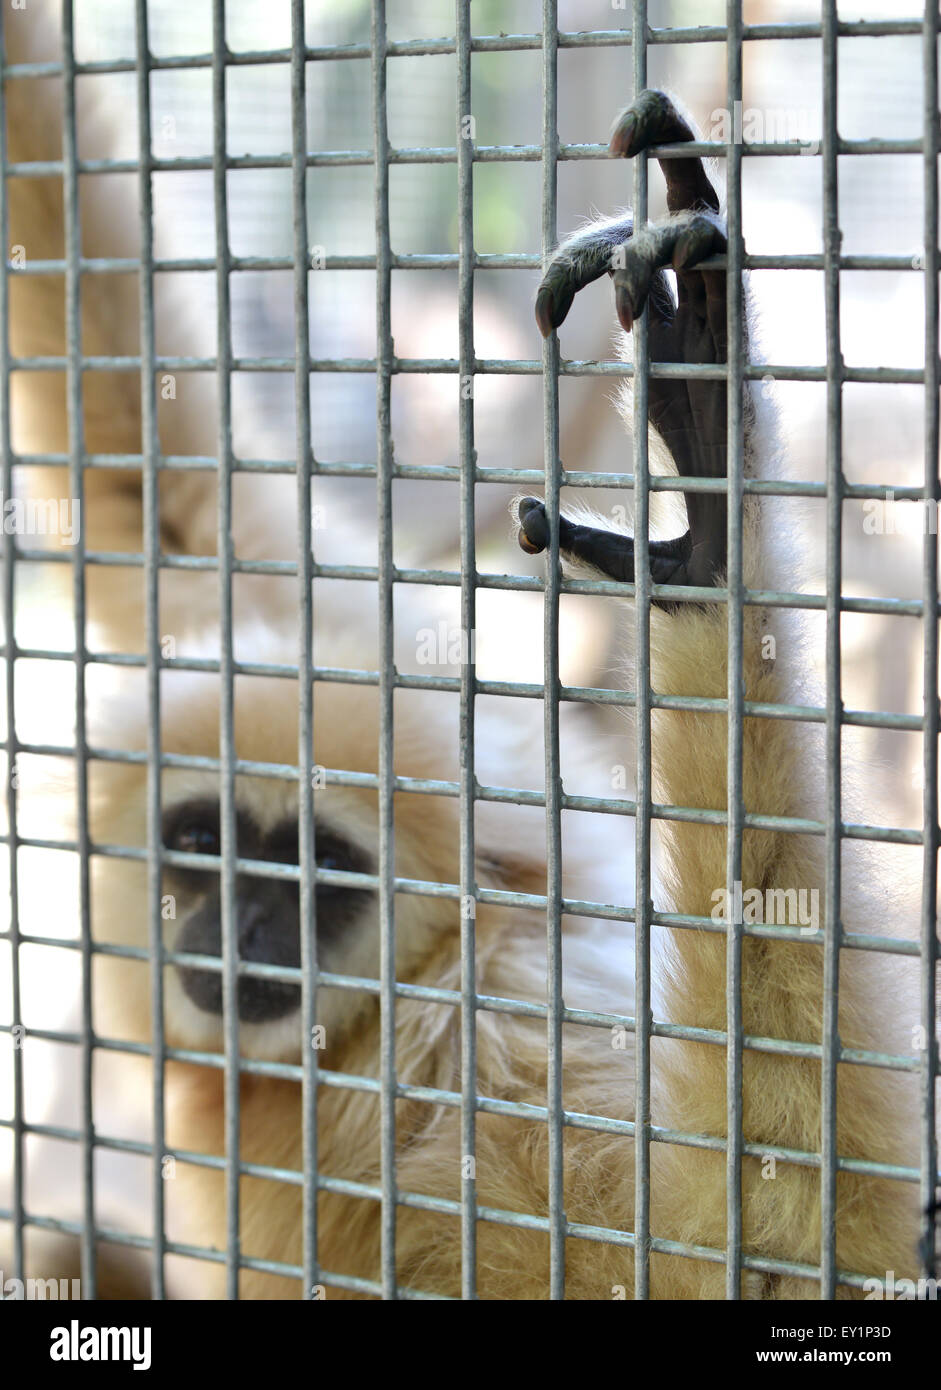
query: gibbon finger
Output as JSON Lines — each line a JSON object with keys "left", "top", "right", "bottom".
{"left": 609, "top": 87, "right": 721, "bottom": 217}
{"left": 515, "top": 497, "right": 694, "bottom": 595}
{"left": 612, "top": 213, "right": 723, "bottom": 332}
{"left": 535, "top": 212, "right": 636, "bottom": 336}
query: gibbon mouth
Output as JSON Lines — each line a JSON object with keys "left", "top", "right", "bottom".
{"left": 175, "top": 880, "right": 305, "bottom": 1023}
{"left": 163, "top": 801, "right": 375, "bottom": 1023}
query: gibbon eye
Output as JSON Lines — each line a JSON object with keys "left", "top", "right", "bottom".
{"left": 265, "top": 819, "right": 365, "bottom": 879}
{"left": 313, "top": 832, "right": 368, "bottom": 883}
{"left": 161, "top": 799, "right": 231, "bottom": 864}
{"left": 170, "top": 822, "right": 220, "bottom": 858}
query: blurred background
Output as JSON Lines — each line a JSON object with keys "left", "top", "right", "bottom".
{"left": 0, "top": 0, "right": 932, "bottom": 1288}
{"left": 74, "top": 0, "right": 929, "bottom": 763}
{"left": 48, "top": 0, "right": 927, "bottom": 804}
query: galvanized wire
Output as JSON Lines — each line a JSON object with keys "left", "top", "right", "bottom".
{"left": 820, "top": 0, "right": 845, "bottom": 1302}
{"left": 2, "top": 250, "right": 926, "bottom": 275}
{"left": 290, "top": 0, "right": 320, "bottom": 1300}
{"left": 631, "top": 0, "right": 653, "bottom": 1305}
{"left": 1, "top": 135, "right": 926, "bottom": 178}
{"left": 134, "top": 0, "right": 167, "bottom": 1302}
{"left": 920, "top": 0, "right": 940, "bottom": 1281}
{"left": 0, "top": 18, "right": 926, "bottom": 88}
{"left": 211, "top": 0, "right": 242, "bottom": 1300}
{"left": 0, "top": 17, "right": 926, "bottom": 90}
{"left": 0, "top": 0, "right": 22, "bottom": 1291}
{"left": 455, "top": 0, "right": 479, "bottom": 1302}
{"left": 0, "top": 1088, "right": 925, "bottom": 1184}
{"left": 540, "top": 0, "right": 565, "bottom": 1303}
{"left": 61, "top": 0, "right": 96, "bottom": 1301}
{"left": 724, "top": 0, "right": 746, "bottom": 1302}
{"left": 2, "top": 349, "right": 929, "bottom": 382}
{"left": 371, "top": 0, "right": 399, "bottom": 1301}
{"left": 0, "top": 1008, "right": 926, "bottom": 1088}
{"left": 0, "top": 1182, "right": 907, "bottom": 1297}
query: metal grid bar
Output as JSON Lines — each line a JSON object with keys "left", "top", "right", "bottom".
{"left": 0, "top": 868, "right": 931, "bottom": 977}
{"left": 0, "top": 1, "right": 22, "bottom": 1290}
{"left": 3, "top": 913, "right": 928, "bottom": 970}
{"left": 1, "top": 134, "right": 926, "bottom": 177}
{"left": 61, "top": 0, "right": 96, "bottom": 1301}
{"left": 0, "top": 793, "right": 925, "bottom": 853}
{"left": 8, "top": 452, "right": 940, "bottom": 502}
{"left": 1, "top": 352, "right": 929, "bottom": 382}
{"left": 1, "top": 992, "right": 932, "bottom": 1088}
{"left": 455, "top": 0, "right": 478, "bottom": 1302}
{"left": 0, "top": 1194, "right": 909, "bottom": 1298}
{"left": 0, "top": 929, "right": 929, "bottom": 1012}
{"left": 1, "top": 1101, "right": 927, "bottom": 1186}
{"left": 0, "top": 1193, "right": 913, "bottom": 1290}
{"left": 631, "top": 0, "right": 653, "bottom": 1305}
{"left": 921, "top": 0, "right": 940, "bottom": 1281}
{"left": 3, "top": 682, "right": 932, "bottom": 732}
{"left": 211, "top": 0, "right": 242, "bottom": 1300}
{"left": 2, "top": 902, "right": 928, "bottom": 962}
{"left": 0, "top": 16, "right": 928, "bottom": 83}
{"left": 17, "top": 575, "right": 929, "bottom": 624}
{"left": 290, "top": 0, "right": 320, "bottom": 1300}
{"left": 371, "top": 0, "right": 398, "bottom": 1301}
{"left": 10, "top": 545, "right": 938, "bottom": 623}
{"left": 0, "top": 141, "right": 931, "bottom": 172}
{"left": 724, "top": 0, "right": 746, "bottom": 1302}
{"left": 820, "top": 0, "right": 844, "bottom": 1302}
{"left": 134, "top": 0, "right": 166, "bottom": 1302}
{"left": 3, "top": 251, "right": 928, "bottom": 274}
{"left": 0, "top": 17, "right": 926, "bottom": 81}
{"left": 540, "top": 0, "right": 565, "bottom": 1302}
{"left": 0, "top": 1010, "right": 929, "bottom": 1087}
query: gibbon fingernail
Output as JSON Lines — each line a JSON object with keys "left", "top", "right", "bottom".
{"left": 535, "top": 287, "right": 556, "bottom": 337}
{"left": 516, "top": 497, "right": 549, "bottom": 554}
{"left": 615, "top": 283, "right": 634, "bottom": 332}
{"left": 610, "top": 113, "right": 636, "bottom": 157}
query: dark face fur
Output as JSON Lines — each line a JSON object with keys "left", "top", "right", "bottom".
{"left": 162, "top": 799, "right": 374, "bottom": 1024}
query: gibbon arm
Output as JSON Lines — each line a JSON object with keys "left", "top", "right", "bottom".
{"left": 516, "top": 89, "right": 919, "bottom": 1296}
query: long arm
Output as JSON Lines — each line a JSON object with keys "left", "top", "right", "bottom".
{"left": 516, "top": 89, "right": 920, "bottom": 1296}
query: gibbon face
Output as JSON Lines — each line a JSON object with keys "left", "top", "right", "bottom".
{"left": 162, "top": 795, "right": 374, "bottom": 1025}
{"left": 87, "top": 649, "right": 521, "bottom": 1065}
{"left": 155, "top": 782, "right": 416, "bottom": 1065}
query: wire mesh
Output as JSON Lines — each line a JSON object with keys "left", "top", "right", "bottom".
{"left": 0, "top": 0, "right": 937, "bottom": 1302}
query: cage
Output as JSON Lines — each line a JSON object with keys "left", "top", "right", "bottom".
{"left": 0, "top": 0, "right": 937, "bottom": 1303}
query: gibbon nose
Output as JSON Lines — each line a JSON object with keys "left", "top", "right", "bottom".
{"left": 176, "top": 878, "right": 302, "bottom": 1024}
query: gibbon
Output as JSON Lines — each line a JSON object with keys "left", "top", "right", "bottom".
{"left": 1, "top": 1, "right": 924, "bottom": 1299}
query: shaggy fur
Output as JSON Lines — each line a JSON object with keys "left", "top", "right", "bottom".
{"left": 2, "top": 1, "right": 922, "bottom": 1299}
